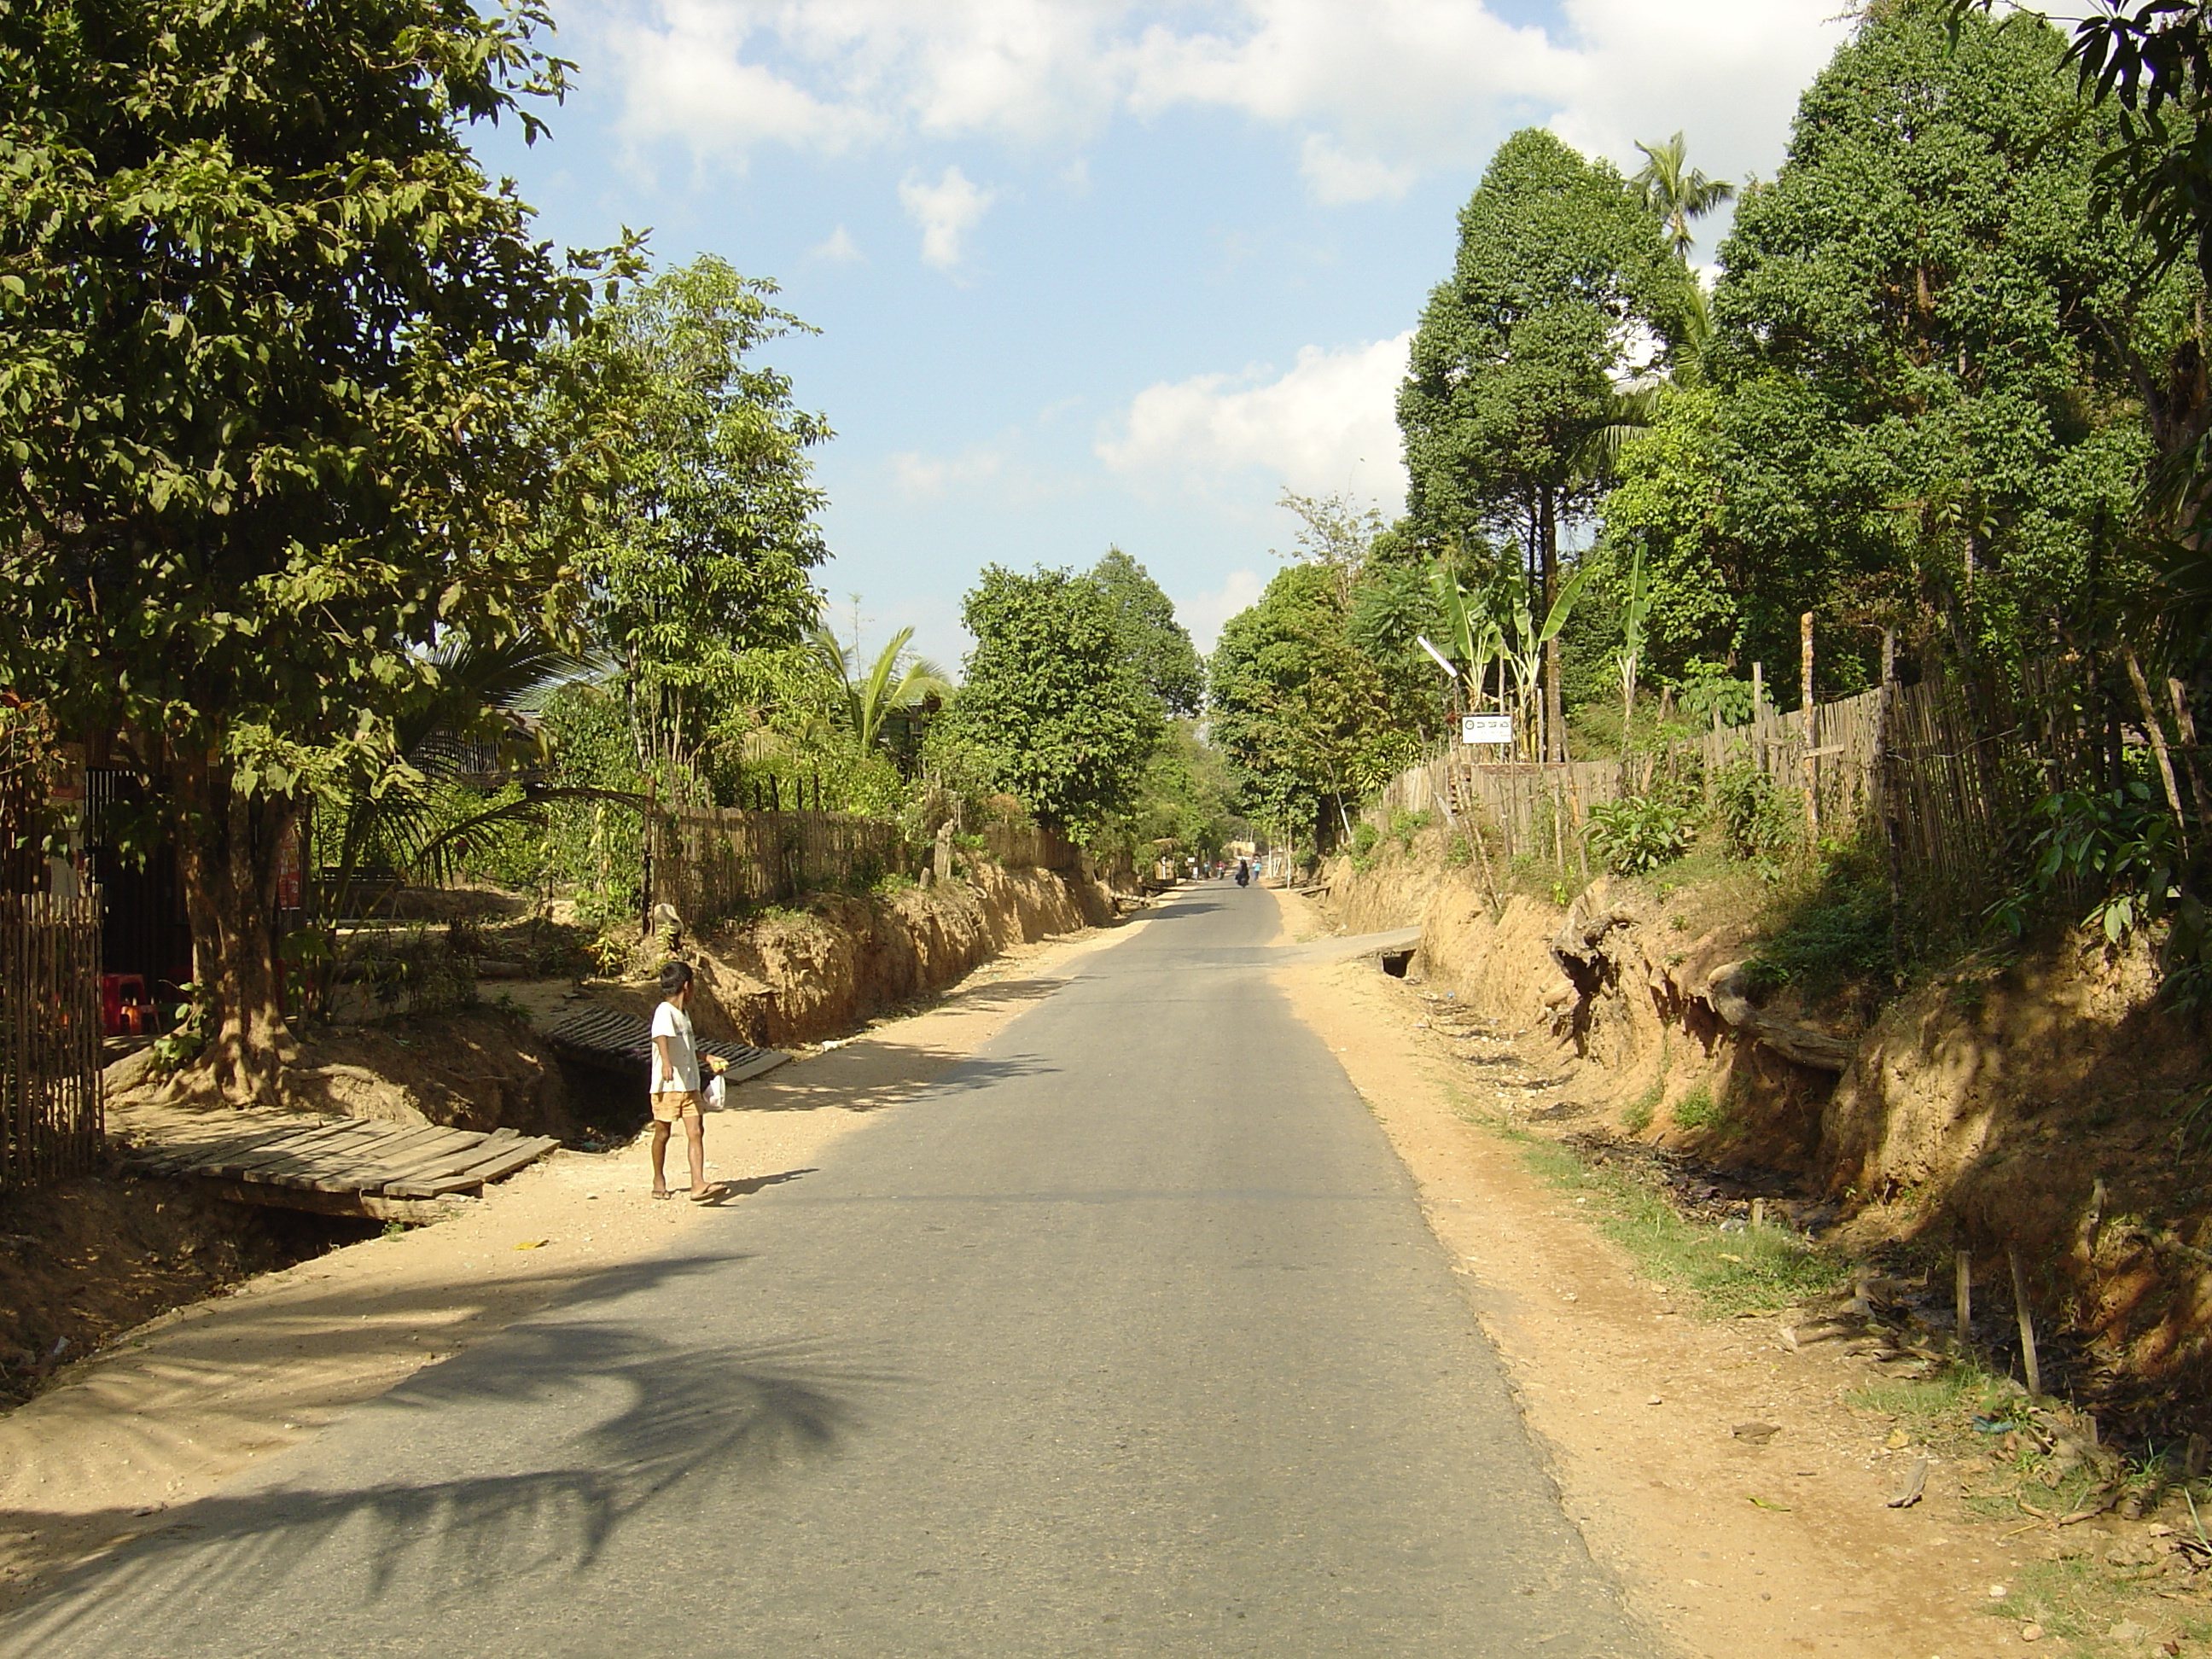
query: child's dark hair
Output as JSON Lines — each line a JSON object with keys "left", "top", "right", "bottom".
{"left": 658, "top": 960, "right": 693, "bottom": 996}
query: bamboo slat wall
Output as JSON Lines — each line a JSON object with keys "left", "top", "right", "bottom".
{"left": 1, "top": 892, "right": 103, "bottom": 1190}
{"left": 982, "top": 823, "right": 1080, "bottom": 872}
{"left": 650, "top": 808, "right": 911, "bottom": 919}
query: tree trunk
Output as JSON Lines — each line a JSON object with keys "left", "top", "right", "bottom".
{"left": 1540, "top": 488, "right": 1563, "bottom": 764}
{"left": 168, "top": 753, "right": 297, "bottom": 1105}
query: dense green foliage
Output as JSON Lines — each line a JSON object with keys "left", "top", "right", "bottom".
{"left": 931, "top": 567, "right": 1162, "bottom": 833}
{"left": 1091, "top": 549, "right": 1204, "bottom": 719}
{"left": 550, "top": 255, "right": 832, "bottom": 788}
{"left": 1400, "top": 127, "right": 1681, "bottom": 757}
{"left": 1663, "top": 9, "right": 2164, "bottom": 684}
{"left": 1400, "top": 129, "right": 1681, "bottom": 557}
{"left": 1208, "top": 563, "right": 1412, "bottom": 846}
{"left": 0, "top": 0, "right": 612, "bottom": 1097}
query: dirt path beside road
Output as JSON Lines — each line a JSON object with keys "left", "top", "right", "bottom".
{"left": 0, "top": 919, "right": 1142, "bottom": 1618}
{"left": 1274, "top": 914, "right": 2027, "bottom": 1659}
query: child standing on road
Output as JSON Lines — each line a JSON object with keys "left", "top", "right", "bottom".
{"left": 649, "top": 960, "right": 727, "bottom": 1202}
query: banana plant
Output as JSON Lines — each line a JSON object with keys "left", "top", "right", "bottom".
{"left": 1498, "top": 563, "right": 1593, "bottom": 760}
{"left": 1429, "top": 544, "right": 1504, "bottom": 705}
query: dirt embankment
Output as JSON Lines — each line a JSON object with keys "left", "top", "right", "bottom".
{"left": 1319, "top": 836, "right": 2212, "bottom": 1427}
{"left": 110, "top": 1010, "right": 580, "bottom": 1139}
{"left": 643, "top": 862, "right": 1118, "bottom": 1050}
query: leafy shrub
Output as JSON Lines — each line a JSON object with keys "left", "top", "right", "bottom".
{"left": 148, "top": 983, "right": 209, "bottom": 1076}
{"left": 1586, "top": 792, "right": 1696, "bottom": 875}
{"left": 1989, "top": 779, "right": 2180, "bottom": 946}
{"left": 1744, "top": 846, "right": 1893, "bottom": 998}
{"left": 584, "top": 930, "right": 632, "bottom": 976}
{"left": 1388, "top": 807, "right": 1435, "bottom": 849}
{"left": 358, "top": 927, "right": 477, "bottom": 1017}
{"left": 1713, "top": 765, "right": 1797, "bottom": 863}
{"left": 1673, "top": 660, "right": 1755, "bottom": 728}
{"left": 1350, "top": 821, "right": 1381, "bottom": 859}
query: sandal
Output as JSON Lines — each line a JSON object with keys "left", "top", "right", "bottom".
{"left": 687, "top": 1183, "right": 728, "bottom": 1203}
{"left": 650, "top": 1187, "right": 672, "bottom": 1201}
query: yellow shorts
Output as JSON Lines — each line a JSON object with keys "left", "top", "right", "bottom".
{"left": 650, "top": 1089, "right": 701, "bottom": 1123}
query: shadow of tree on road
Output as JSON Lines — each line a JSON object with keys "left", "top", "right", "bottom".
{"left": 731, "top": 1045, "right": 1058, "bottom": 1114}
{"left": 0, "top": 1255, "right": 903, "bottom": 1651}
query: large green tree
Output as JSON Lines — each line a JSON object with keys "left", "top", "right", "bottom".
{"left": 1208, "top": 564, "right": 1412, "bottom": 848}
{"left": 1611, "top": 4, "right": 2173, "bottom": 687}
{"left": 1090, "top": 548, "right": 1204, "bottom": 718}
{"left": 0, "top": 0, "right": 613, "bottom": 1100}
{"left": 932, "top": 567, "right": 1161, "bottom": 832}
{"left": 554, "top": 255, "right": 831, "bottom": 794}
{"left": 1947, "top": 0, "right": 2212, "bottom": 653}
{"left": 1399, "top": 128, "right": 1681, "bottom": 757}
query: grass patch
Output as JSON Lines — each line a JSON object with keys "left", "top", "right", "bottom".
{"left": 1848, "top": 1359, "right": 2017, "bottom": 1430}
{"left": 1621, "top": 1077, "right": 1660, "bottom": 1137}
{"left": 1744, "top": 839, "right": 1895, "bottom": 1003}
{"left": 1672, "top": 1083, "right": 1723, "bottom": 1132}
{"left": 1987, "top": 1556, "right": 2212, "bottom": 1656}
{"left": 1487, "top": 1114, "right": 1848, "bottom": 1315}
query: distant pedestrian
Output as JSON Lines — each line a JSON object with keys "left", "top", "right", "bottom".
{"left": 649, "top": 960, "right": 726, "bottom": 1202}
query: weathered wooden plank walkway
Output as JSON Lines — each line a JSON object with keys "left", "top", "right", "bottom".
{"left": 544, "top": 1005, "right": 789, "bottom": 1086}
{"left": 124, "top": 1118, "right": 562, "bottom": 1222}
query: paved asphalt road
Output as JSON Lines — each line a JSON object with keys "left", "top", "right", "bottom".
{"left": 5, "top": 882, "right": 1641, "bottom": 1658}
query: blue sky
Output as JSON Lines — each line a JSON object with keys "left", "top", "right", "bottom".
{"left": 474, "top": 1, "right": 1848, "bottom": 671}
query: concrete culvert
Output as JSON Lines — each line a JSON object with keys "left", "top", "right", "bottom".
{"left": 1379, "top": 949, "right": 1415, "bottom": 979}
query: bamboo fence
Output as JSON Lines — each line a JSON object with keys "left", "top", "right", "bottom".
{"left": 982, "top": 822, "right": 1081, "bottom": 872}
{"left": 1375, "top": 672, "right": 2052, "bottom": 911}
{"left": 649, "top": 807, "right": 911, "bottom": 918}
{"left": 1, "top": 892, "right": 103, "bottom": 1190}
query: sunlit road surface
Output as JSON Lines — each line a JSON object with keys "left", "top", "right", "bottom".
{"left": 3, "top": 881, "right": 1639, "bottom": 1658}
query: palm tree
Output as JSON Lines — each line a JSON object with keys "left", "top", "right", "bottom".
{"left": 807, "top": 625, "right": 955, "bottom": 754}
{"left": 1633, "top": 131, "right": 1735, "bottom": 263}
{"left": 322, "top": 633, "right": 585, "bottom": 921}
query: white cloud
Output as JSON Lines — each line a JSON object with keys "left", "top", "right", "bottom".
{"left": 899, "top": 164, "right": 998, "bottom": 271}
{"left": 1545, "top": 0, "right": 1847, "bottom": 205}
{"left": 591, "top": 2, "right": 1846, "bottom": 213}
{"left": 890, "top": 445, "right": 1004, "bottom": 500}
{"left": 600, "top": 0, "right": 884, "bottom": 160}
{"left": 1177, "top": 568, "right": 1266, "bottom": 655}
{"left": 1097, "top": 332, "right": 1412, "bottom": 512}
{"left": 809, "top": 224, "right": 864, "bottom": 263}
{"left": 1296, "top": 134, "right": 1417, "bottom": 206}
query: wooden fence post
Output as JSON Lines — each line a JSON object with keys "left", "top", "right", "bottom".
{"left": 2008, "top": 1244, "right": 2042, "bottom": 1398}
{"left": 1801, "top": 611, "right": 1819, "bottom": 844}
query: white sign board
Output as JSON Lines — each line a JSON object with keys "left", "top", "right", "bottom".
{"left": 1461, "top": 713, "right": 1513, "bottom": 746}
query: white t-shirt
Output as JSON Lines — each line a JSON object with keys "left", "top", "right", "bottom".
{"left": 649, "top": 999, "right": 701, "bottom": 1094}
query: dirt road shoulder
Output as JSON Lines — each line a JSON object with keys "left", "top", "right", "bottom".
{"left": 1278, "top": 944, "right": 2026, "bottom": 1659}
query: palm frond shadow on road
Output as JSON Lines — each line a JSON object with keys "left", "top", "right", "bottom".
{"left": 3, "top": 1273, "right": 904, "bottom": 1650}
